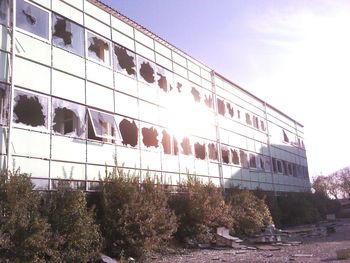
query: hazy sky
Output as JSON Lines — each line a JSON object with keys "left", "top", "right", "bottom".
{"left": 102, "top": 0, "right": 350, "bottom": 178}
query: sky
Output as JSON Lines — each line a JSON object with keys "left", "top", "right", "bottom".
{"left": 102, "top": 0, "right": 350, "bottom": 178}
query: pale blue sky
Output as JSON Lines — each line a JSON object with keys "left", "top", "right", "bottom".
{"left": 102, "top": 0, "right": 350, "bottom": 177}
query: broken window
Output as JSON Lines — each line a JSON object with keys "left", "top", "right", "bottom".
{"left": 249, "top": 154, "right": 257, "bottom": 168}
{"left": 156, "top": 67, "right": 172, "bottom": 92}
{"left": 175, "top": 82, "right": 182, "bottom": 93}
{"left": 0, "top": 84, "right": 9, "bottom": 126}
{"left": 87, "top": 31, "right": 111, "bottom": 65}
{"left": 194, "top": 142, "right": 206, "bottom": 160}
{"left": 217, "top": 98, "right": 225, "bottom": 116}
{"left": 237, "top": 110, "right": 241, "bottom": 119}
{"left": 119, "top": 118, "right": 138, "bottom": 147}
{"left": 277, "top": 160, "right": 283, "bottom": 173}
{"left": 264, "top": 157, "right": 271, "bottom": 172}
{"left": 259, "top": 156, "right": 265, "bottom": 170}
{"left": 161, "top": 129, "right": 171, "bottom": 154}
{"left": 231, "top": 149, "right": 240, "bottom": 165}
{"left": 283, "top": 129, "right": 289, "bottom": 143}
{"left": 272, "top": 158, "right": 277, "bottom": 173}
{"left": 138, "top": 56, "right": 155, "bottom": 84}
{"left": 226, "top": 102, "right": 234, "bottom": 118}
{"left": 288, "top": 163, "right": 293, "bottom": 176}
{"left": 52, "top": 13, "right": 84, "bottom": 57}
{"left": 88, "top": 109, "right": 118, "bottom": 143}
{"left": 221, "top": 147, "right": 230, "bottom": 164}
{"left": 208, "top": 143, "right": 217, "bottom": 160}
{"left": 52, "top": 99, "right": 86, "bottom": 138}
{"left": 240, "top": 150, "right": 249, "bottom": 168}
{"left": 260, "top": 120, "right": 266, "bottom": 131}
{"left": 245, "top": 113, "right": 252, "bottom": 125}
{"left": 0, "top": 0, "right": 10, "bottom": 26}
{"left": 13, "top": 89, "right": 48, "bottom": 129}
{"left": 282, "top": 160, "right": 288, "bottom": 175}
{"left": 191, "top": 87, "right": 201, "bottom": 103}
{"left": 204, "top": 94, "right": 213, "bottom": 109}
{"left": 181, "top": 137, "right": 192, "bottom": 155}
{"left": 253, "top": 116, "right": 259, "bottom": 129}
{"left": 114, "top": 44, "right": 136, "bottom": 77}
{"left": 16, "top": 0, "right": 49, "bottom": 39}
{"left": 173, "top": 136, "right": 179, "bottom": 155}
{"left": 142, "top": 126, "right": 159, "bottom": 148}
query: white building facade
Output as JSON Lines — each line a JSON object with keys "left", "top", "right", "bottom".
{"left": 0, "top": 0, "right": 310, "bottom": 192}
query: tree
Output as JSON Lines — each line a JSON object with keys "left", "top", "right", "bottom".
{"left": 0, "top": 172, "right": 59, "bottom": 263}
{"left": 312, "top": 175, "right": 329, "bottom": 197}
{"left": 45, "top": 181, "right": 102, "bottom": 263}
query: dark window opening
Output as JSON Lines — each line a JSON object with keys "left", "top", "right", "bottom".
{"left": 204, "top": 94, "right": 213, "bottom": 108}
{"left": 208, "top": 143, "right": 217, "bottom": 160}
{"left": 139, "top": 61, "right": 155, "bottom": 84}
{"left": 245, "top": 113, "right": 252, "bottom": 125}
{"left": 88, "top": 109, "right": 117, "bottom": 143}
{"left": 249, "top": 154, "right": 257, "bottom": 168}
{"left": 176, "top": 82, "right": 182, "bottom": 93}
{"left": 283, "top": 161, "right": 288, "bottom": 175}
{"left": 0, "top": 0, "right": 10, "bottom": 26}
{"left": 283, "top": 130, "right": 289, "bottom": 143}
{"left": 231, "top": 149, "right": 240, "bottom": 165}
{"left": 162, "top": 129, "right": 171, "bottom": 154}
{"left": 119, "top": 118, "right": 138, "bottom": 147}
{"left": 157, "top": 73, "right": 168, "bottom": 92}
{"left": 173, "top": 137, "right": 179, "bottom": 155}
{"left": 88, "top": 115, "right": 102, "bottom": 142}
{"left": 237, "top": 110, "right": 241, "bottom": 119}
{"left": 53, "top": 108, "right": 78, "bottom": 135}
{"left": 260, "top": 120, "right": 266, "bottom": 131}
{"left": 226, "top": 102, "right": 234, "bottom": 117}
{"left": 217, "top": 98, "right": 225, "bottom": 116}
{"left": 221, "top": 148, "right": 230, "bottom": 164}
{"left": 142, "top": 126, "right": 159, "bottom": 148}
{"left": 16, "top": 0, "right": 49, "bottom": 39}
{"left": 277, "top": 160, "right": 283, "bottom": 173}
{"left": 0, "top": 84, "right": 9, "bottom": 125}
{"left": 114, "top": 45, "right": 136, "bottom": 76}
{"left": 260, "top": 157, "right": 265, "bottom": 170}
{"left": 88, "top": 36, "right": 109, "bottom": 63}
{"left": 181, "top": 137, "right": 192, "bottom": 155}
{"left": 272, "top": 158, "right": 277, "bottom": 173}
{"left": 194, "top": 142, "right": 206, "bottom": 160}
{"left": 253, "top": 116, "right": 259, "bottom": 129}
{"left": 240, "top": 150, "right": 249, "bottom": 168}
{"left": 191, "top": 87, "right": 201, "bottom": 103}
{"left": 288, "top": 163, "right": 293, "bottom": 175}
{"left": 53, "top": 17, "right": 71, "bottom": 45}
{"left": 52, "top": 179, "right": 86, "bottom": 191}
{"left": 13, "top": 91, "right": 47, "bottom": 128}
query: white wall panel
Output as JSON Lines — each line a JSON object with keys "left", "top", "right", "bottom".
{"left": 52, "top": 0, "right": 84, "bottom": 24}
{"left": 155, "top": 53, "right": 172, "bottom": 70}
{"left": 51, "top": 135, "right": 86, "bottom": 162}
{"left": 161, "top": 155, "right": 179, "bottom": 173}
{"left": 116, "top": 146, "right": 140, "bottom": 168}
{"left": 135, "top": 42, "right": 154, "bottom": 61}
{"left": 86, "top": 81, "right": 114, "bottom": 112}
{"left": 179, "top": 155, "right": 195, "bottom": 174}
{"left": 172, "top": 52, "right": 187, "bottom": 67}
{"left": 86, "top": 60, "right": 113, "bottom": 88}
{"left": 52, "top": 47, "right": 85, "bottom": 78}
{"left": 62, "top": 0, "right": 83, "bottom": 10}
{"left": 11, "top": 129, "right": 50, "bottom": 158}
{"left": 135, "top": 30, "right": 154, "bottom": 49}
{"left": 51, "top": 161, "right": 85, "bottom": 180}
{"left": 86, "top": 164, "right": 114, "bottom": 181}
{"left": 14, "top": 58, "right": 51, "bottom": 94}
{"left": 188, "top": 71, "right": 201, "bottom": 85}
{"left": 84, "top": 1, "right": 110, "bottom": 25}
{"left": 52, "top": 70, "right": 85, "bottom": 104}
{"left": 139, "top": 101, "right": 158, "bottom": 124}
{"left": 112, "top": 29, "right": 135, "bottom": 51}
{"left": 15, "top": 32, "right": 51, "bottom": 66}
{"left": 87, "top": 142, "right": 115, "bottom": 165}
{"left": 138, "top": 82, "right": 158, "bottom": 104}
{"left": 173, "top": 63, "right": 187, "bottom": 78}
{"left": 140, "top": 150, "right": 161, "bottom": 170}
{"left": 84, "top": 15, "right": 110, "bottom": 38}
{"left": 115, "top": 92, "right": 138, "bottom": 119}
{"left": 155, "top": 42, "right": 171, "bottom": 58}
{"left": 194, "top": 159, "right": 209, "bottom": 176}
{"left": 201, "top": 69, "right": 212, "bottom": 81}
{"left": 13, "top": 156, "right": 49, "bottom": 178}
{"left": 188, "top": 60, "right": 200, "bottom": 75}
{"left": 31, "top": 0, "right": 50, "bottom": 9}
{"left": 111, "top": 16, "right": 134, "bottom": 37}
{"left": 114, "top": 73, "right": 138, "bottom": 96}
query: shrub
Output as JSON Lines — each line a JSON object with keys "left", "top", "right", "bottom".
{"left": 99, "top": 170, "right": 177, "bottom": 260}
{"left": 169, "top": 176, "right": 233, "bottom": 243}
{"left": 225, "top": 187, "right": 273, "bottom": 237}
{"left": 0, "top": 172, "right": 59, "bottom": 263}
{"left": 44, "top": 181, "right": 102, "bottom": 263}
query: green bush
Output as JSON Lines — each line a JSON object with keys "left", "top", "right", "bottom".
{"left": 99, "top": 170, "right": 177, "bottom": 260}
{"left": 0, "top": 172, "right": 59, "bottom": 263}
{"left": 44, "top": 181, "right": 102, "bottom": 263}
{"left": 225, "top": 187, "right": 273, "bottom": 237}
{"left": 169, "top": 176, "right": 233, "bottom": 243}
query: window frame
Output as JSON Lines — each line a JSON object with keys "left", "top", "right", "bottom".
{"left": 0, "top": 83, "right": 9, "bottom": 126}
{"left": 85, "top": 30, "right": 112, "bottom": 67}
{"left": 87, "top": 108, "right": 119, "bottom": 142}
{"left": 0, "top": 0, "right": 10, "bottom": 26}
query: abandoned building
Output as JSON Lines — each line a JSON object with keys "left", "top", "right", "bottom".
{"left": 0, "top": 0, "right": 310, "bottom": 192}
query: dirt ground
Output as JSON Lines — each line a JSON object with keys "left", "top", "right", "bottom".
{"left": 150, "top": 218, "right": 350, "bottom": 263}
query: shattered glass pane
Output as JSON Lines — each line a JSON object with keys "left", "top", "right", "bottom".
{"left": 119, "top": 118, "right": 138, "bottom": 147}
{"left": 138, "top": 56, "right": 155, "bottom": 84}
{"left": 204, "top": 94, "right": 213, "bottom": 109}
{"left": 239, "top": 150, "right": 249, "bottom": 168}
{"left": 13, "top": 89, "right": 48, "bottom": 129}
{"left": 156, "top": 67, "right": 173, "bottom": 93}
{"left": 226, "top": 102, "right": 234, "bottom": 117}
{"left": 231, "top": 149, "right": 239, "bottom": 165}
{"left": 162, "top": 129, "right": 171, "bottom": 154}
{"left": 191, "top": 87, "right": 201, "bottom": 103}
{"left": 88, "top": 109, "right": 118, "bottom": 141}
{"left": 114, "top": 44, "right": 136, "bottom": 77}
{"left": 194, "top": 142, "right": 206, "bottom": 160}
{"left": 87, "top": 31, "right": 111, "bottom": 65}
{"left": 0, "top": 83, "right": 9, "bottom": 125}
{"left": 0, "top": 0, "right": 10, "bottom": 26}
{"left": 217, "top": 98, "right": 225, "bottom": 116}
{"left": 16, "top": 0, "right": 49, "bottom": 39}
{"left": 142, "top": 126, "right": 159, "bottom": 148}
{"left": 181, "top": 137, "right": 192, "bottom": 155}
{"left": 245, "top": 113, "right": 252, "bottom": 125}
{"left": 52, "top": 99, "right": 86, "bottom": 138}
{"left": 208, "top": 143, "right": 217, "bottom": 160}
{"left": 249, "top": 154, "right": 257, "bottom": 168}
{"left": 52, "top": 14, "right": 84, "bottom": 57}
{"left": 221, "top": 147, "right": 230, "bottom": 164}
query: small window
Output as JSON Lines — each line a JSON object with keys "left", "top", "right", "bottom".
{"left": 161, "top": 129, "right": 171, "bottom": 154}
{"left": 0, "top": 0, "right": 10, "bottom": 26}
{"left": 13, "top": 89, "right": 48, "bottom": 129}
{"left": 194, "top": 142, "right": 206, "bottom": 160}
{"left": 88, "top": 109, "right": 118, "bottom": 142}
{"left": 87, "top": 31, "right": 111, "bottom": 65}
{"left": 137, "top": 56, "right": 155, "bottom": 84}
{"left": 16, "top": 0, "right": 49, "bottom": 40}
{"left": 208, "top": 143, "right": 217, "bottom": 160}
{"left": 259, "top": 156, "right": 265, "bottom": 170}
{"left": 237, "top": 109, "right": 241, "bottom": 119}
{"left": 264, "top": 157, "right": 271, "bottom": 172}
{"left": 114, "top": 44, "right": 136, "bottom": 77}
{"left": 52, "top": 99, "right": 86, "bottom": 138}
{"left": 119, "top": 118, "right": 138, "bottom": 147}
{"left": 253, "top": 116, "right": 259, "bottom": 129}
{"left": 221, "top": 147, "right": 230, "bottom": 164}
{"left": 204, "top": 94, "right": 213, "bottom": 109}
{"left": 52, "top": 14, "right": 84, "bottom": 57}
{"left": 173, "top": 136, "right": 179, "bottom": 155}
{"left": 249, "top": 154, "right": 257, "bottom": 168}
{"left": 277, "top": 160, "right": 283, "bottom": 173}
{"left": 282, "top": 161, "right": 288, "bottom": 175}
{"left": 288, "top": 163, "right": 293, "bottom": 175}
{"left": 217, "top": 98, "right": 225, "bottom": 116}
{"left": 0, "top": 83, "right": 9, "bottom": 126}
{"left": 181, "top": 137, "right": 192, "bottom": 155}
{"left": 226, "top": 102, "right": 234, "bottom": 118}
{"left": 191, "top": 87, "right": 201, "bottom": 103}
{"left": 283, "top": 129, "right": 289, "bottom": 143}
{"left": 156, "top": 67, "right": 172, "bottom": 93}
{"left": 231, "top": 149, "right": 240, "bottom": 165}
{"left": 142, "top": 126, "right": 159, "bottom": 148}
{"left": 239, "top": 150, "right": 249, "bottom": 168}
{"left": 260, "top": 120, "right": 266, "bottom": 131}
{"left": 272, "top": 158, "right": 277, "bottom": 173}
{"left": 245, "top": 113, "right": 252, "bottom": 125}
